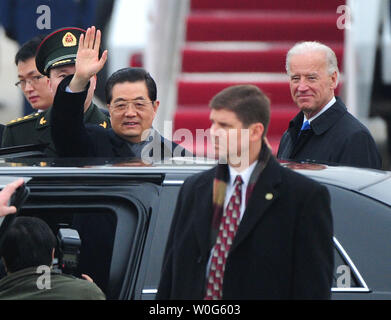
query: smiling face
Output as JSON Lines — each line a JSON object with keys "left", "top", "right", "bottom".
{"left": 289, "top": 51, "right": 337, "bottom": 118}
{"left": 108, "top": 81, "right": 159, "bottom": 143}
{"left": 17, "top": 58, "right": 52, "bottom": 110}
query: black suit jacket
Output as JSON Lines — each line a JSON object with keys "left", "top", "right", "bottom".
{"left": 277, "top": 97, "right": 382, "bottom": 169}
{"left": 51, "top": 76, "right": 189, "bottom": 160}
{"left": 157, "top": 156, "right": 334, "bottom": 299}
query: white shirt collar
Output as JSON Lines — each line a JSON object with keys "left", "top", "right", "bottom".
{"left": 228, "top": 160, "right": 258, "bottom": 188}
{"left": 304, "top": 96, "right": 336, "bottom": 124}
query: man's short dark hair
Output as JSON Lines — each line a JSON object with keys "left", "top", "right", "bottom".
{"left": 105, "top": 67, "right": 157, "bottom": 104}
{"left": 15, "top": 35, "right": 46, "bottom": 65}
{"left": 209, "top": 84, "right": 271, "bottom": 137}
{"left": 0, "top": 217, "right": 56, "bottom": 273}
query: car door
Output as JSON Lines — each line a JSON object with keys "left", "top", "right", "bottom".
{"left": 326, "top": 184, "right": 391, "bottom": 299}
{"left": 0, "top": 172, "right": 164, "bottom": 300}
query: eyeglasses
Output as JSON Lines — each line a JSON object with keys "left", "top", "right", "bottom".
{"left": 110, "top": 99, "right": 154, "bottom": 113}
{"left": 15, "top": 75, "right": 45, "bottom": 89}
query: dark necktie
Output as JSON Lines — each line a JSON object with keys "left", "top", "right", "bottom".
{"left": 205, "top": 175, "right": 243, "bottom": 300}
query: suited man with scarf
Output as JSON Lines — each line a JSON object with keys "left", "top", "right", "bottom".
{"left": 157, "top": 84, "right": 334, "bottom": 300}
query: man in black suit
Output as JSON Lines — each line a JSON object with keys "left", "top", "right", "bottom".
{"left": 157, "top": 85, "right": 334, "bottom": 300}
{"left": 277, "top": 41, "right": 381, "bottom": 169}
{"left": 51, "top": 26, "right": 189, "bottom": 161}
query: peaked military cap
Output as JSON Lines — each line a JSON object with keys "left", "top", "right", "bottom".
{"left": 35, "top": 27, "right": 86, "bottom": 76}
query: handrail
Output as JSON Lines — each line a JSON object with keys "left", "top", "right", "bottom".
{"left": 347, "top": 0, "right": 384, "bottom": 119}
{"left": 145, "top": 0, "right": 190, "bottom": 135}
{"left": 343, "top": 0, "right": 357, "bottom": 117}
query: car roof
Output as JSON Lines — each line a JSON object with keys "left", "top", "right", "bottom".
{"left": 282, "top": 162, "right": 391, "bottom": 190}
{"left": 0, "top": 157, "right": 390, "bottom": 203}
{"left": 282, "top": 162, "right": 391, "bottom": 206}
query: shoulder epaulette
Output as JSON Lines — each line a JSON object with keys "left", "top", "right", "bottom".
{"left": 6, "top": 112, "right": 41, "bottom": 126}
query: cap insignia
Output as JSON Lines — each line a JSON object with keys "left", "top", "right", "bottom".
{"left": 62, "top": 32, "right": 77, "bottom": 47}
{"left": 99, "top": 121, "right": 107, "bottom": 129}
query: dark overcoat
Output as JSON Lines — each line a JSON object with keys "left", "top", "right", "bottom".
{"left": 157, "top": 156, "right": 334, "bottom": 300}
{"left": 277, "top": 97, "right": 382, "bottom": 169}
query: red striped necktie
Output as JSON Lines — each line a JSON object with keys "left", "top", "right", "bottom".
{"left": 205, "top": 175, "right": 243, "bottom": 300}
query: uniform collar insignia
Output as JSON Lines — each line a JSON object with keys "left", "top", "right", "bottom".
{"left": 6, "top": 112, "right": 40, "bottom": 125}
{"left": 39, "top": 117, "right": 47, "bottom": 126}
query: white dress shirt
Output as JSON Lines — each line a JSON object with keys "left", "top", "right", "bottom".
{"left": 303, "top": 96, "right": 336, "bottom": 125}
{"left": 224, "top": 160, "right": 258, "bottom": 221}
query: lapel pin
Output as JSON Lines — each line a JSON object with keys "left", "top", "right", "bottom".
{"left": 265, "top": 193, "right": 273, "bottom": 200}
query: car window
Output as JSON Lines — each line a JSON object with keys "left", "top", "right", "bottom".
{"left": 332, "top": 237, "right": 368, "bottom": 292}
{"left": 333, "top": 243, "right": 359, "bottom": 288}
{"left": 10, "top": 181, "right": 161, "bottom": 300}
{"left": 326, "top": 184, "right": 391, "bottom": 293}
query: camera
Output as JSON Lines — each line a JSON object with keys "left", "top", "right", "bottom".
{"left": 56, "top": 228, "right": 81, "bottom": 275}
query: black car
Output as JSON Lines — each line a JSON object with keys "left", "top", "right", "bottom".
{"left": 0, "top": 157, "right": 389, "bottom": 300}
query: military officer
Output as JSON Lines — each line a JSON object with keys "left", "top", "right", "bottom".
{"left": 1, "top": 27, "right": 110, "bottom": 157}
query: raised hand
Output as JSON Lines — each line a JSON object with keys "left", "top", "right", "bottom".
{"left": 0, "top": 178, "right": 24, "bottom": 217}
{"left": 69, "top": 26, "right": 108, "bottom": 92}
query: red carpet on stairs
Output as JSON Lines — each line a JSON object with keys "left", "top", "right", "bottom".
{"left": 173, "top": 0, "right": 346, "bottom": 157}
{"left": 186, "top": 13, "right": 344, "bottom": 43}
{"left": 190, "top": 0, "right": 346, "bottom": 12}
{"left": 177, "top": 81, "right": 293, "bottom": 106}
{"left": 182, "top": 44, "right": 344, "bottom": 73}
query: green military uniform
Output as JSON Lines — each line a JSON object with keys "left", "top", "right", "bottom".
{"left": 0, "top": 27, "right": 110, "bottom": 157}
{"left": 0, "top": 267, "right": 105, "bottom": 300}
{"left": 1, "top": 104, "right": 110, "bottom": 157}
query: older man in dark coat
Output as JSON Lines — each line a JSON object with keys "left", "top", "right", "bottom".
{"left": 277, "top": 41, "right": 381, "bottom": 169}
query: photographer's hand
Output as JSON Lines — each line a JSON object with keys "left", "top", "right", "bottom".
{"left": 81, "top": 274, "right": 94, "bottom": 283}
{"left": 0, "top": 178, "right": 24, "bottom": 217}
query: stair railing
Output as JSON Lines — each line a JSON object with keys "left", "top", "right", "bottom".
{"left": 145, "top": 0, "right": 190, "bottom": 136}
